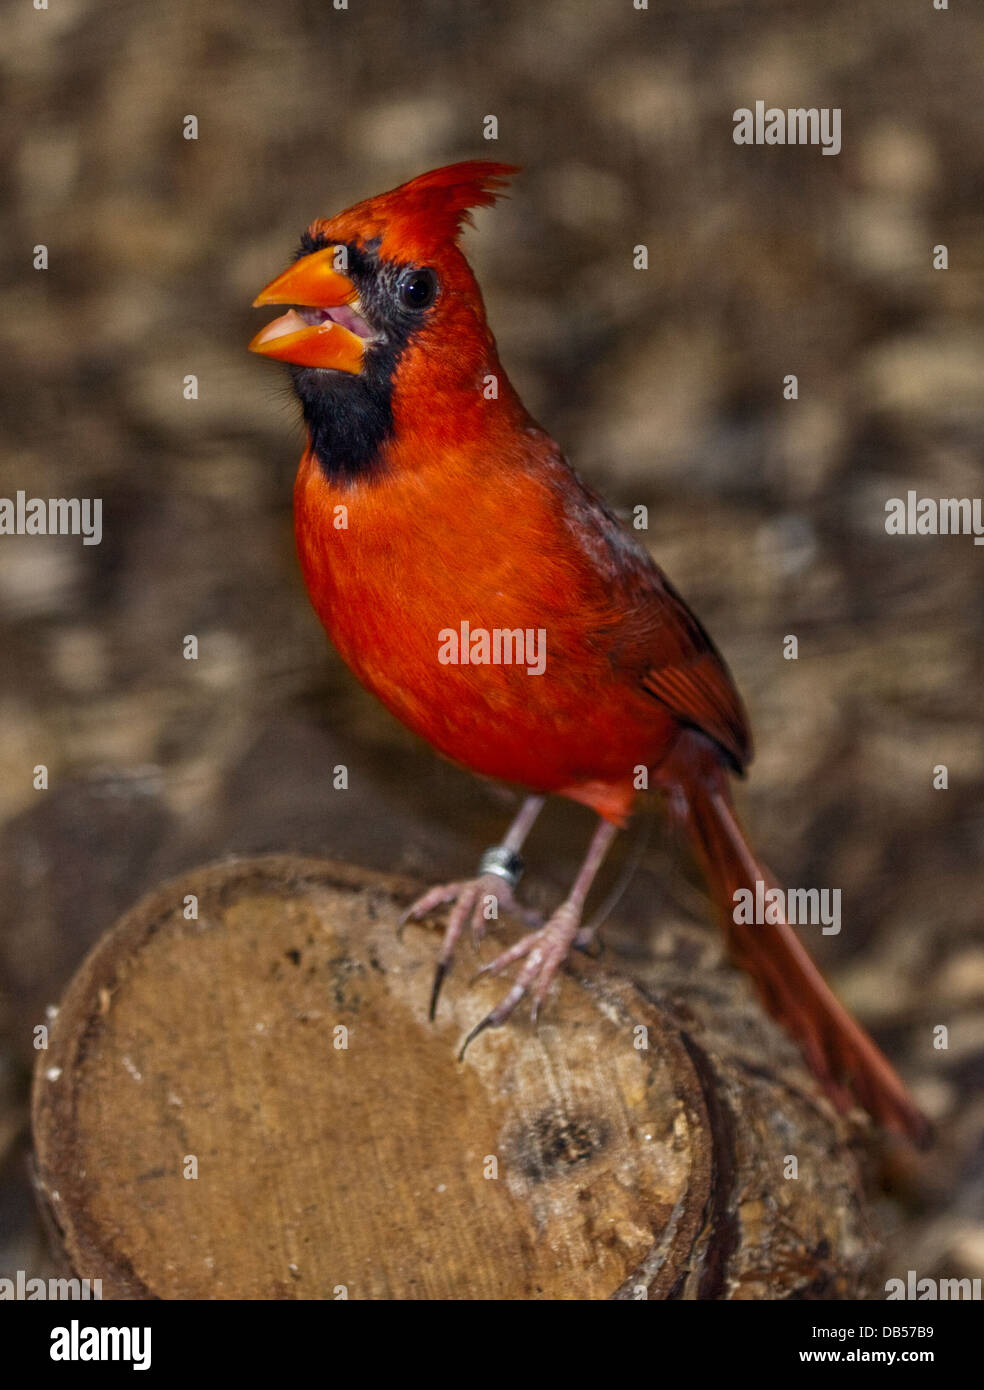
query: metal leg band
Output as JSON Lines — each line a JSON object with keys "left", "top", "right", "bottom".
{"left": 477, "top": 846, "right": 525, "bottom": 890}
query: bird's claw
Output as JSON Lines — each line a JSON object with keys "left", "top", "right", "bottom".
{"left": 458, "top": 904, "right": 583, "bottom": 1058}
{"left": 400, "top": 873, "right": 542, "bottom": 1019}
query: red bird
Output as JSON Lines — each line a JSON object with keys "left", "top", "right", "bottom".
{"left": 250, "top": 161, "right": 926, "bottom": 1142}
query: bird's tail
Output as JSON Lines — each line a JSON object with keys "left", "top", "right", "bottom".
{"left": 657, "top": 731, "right": 929, "bottom": 1144}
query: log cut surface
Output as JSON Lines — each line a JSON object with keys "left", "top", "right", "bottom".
{"left": 32, "top": 855, "right": 875, "bottom": 1299}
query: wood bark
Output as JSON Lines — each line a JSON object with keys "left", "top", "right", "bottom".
{"left": 31, "top": 855, "right": 876, "bottom": 1299}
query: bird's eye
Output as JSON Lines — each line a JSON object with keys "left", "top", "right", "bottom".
{"left": 397, "top": 267, "right": 438, "bottom": 310}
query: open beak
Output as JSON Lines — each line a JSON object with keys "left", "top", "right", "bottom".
{"left": 249, "top": 245, "right": 370, "bottom": 373}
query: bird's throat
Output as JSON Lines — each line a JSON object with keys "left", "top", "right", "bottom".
{"left": 289, "top": 353, "right": 400, "bottom": 483}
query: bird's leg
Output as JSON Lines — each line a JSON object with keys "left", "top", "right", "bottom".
{"left": 401, "top": 795, "right": 546, "bottom": 1019}
{"left": 459, "top": 817, "right": 620, "bottom": 1057}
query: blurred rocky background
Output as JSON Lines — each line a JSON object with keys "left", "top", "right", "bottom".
{"left": 1, "top": 0, "right": 982, "bottom": 1295}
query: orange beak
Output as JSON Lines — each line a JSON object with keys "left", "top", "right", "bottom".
{"left": 249, "top": 245, "right": 368, "bottom": 374}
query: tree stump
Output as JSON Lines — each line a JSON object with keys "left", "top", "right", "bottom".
{"left": 31, "top": 855, "right": 875, "bottom": 1299}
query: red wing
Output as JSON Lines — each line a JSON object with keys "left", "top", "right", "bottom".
{"left": 558, "top": 462, "right": 752, "bottom": 773}
{"left": 639, "top": 634, "right": 752, "bottom": 774}
{"left": 609, "top": 560, "right": 752, "bottom": 772}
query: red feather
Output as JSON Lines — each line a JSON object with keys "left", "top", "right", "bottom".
{"left": 308, "top": 160, "right": 519, "bottom": 264}
{"left": 255, "top": 161, "right": 928, "bottom": 1143}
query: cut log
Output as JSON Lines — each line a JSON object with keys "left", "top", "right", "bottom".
{"left": 31, "top": 855, "right": 875, "bottom": 1299}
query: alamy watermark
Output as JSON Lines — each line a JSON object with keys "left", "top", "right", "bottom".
{"left": 885, "top": 491, "right": 984, "bottom": 545}
{"left": 50, "top": 1320, "right": 151, "bottom": 1371}
{"left": 885, "top": 1271, "right": 982, "bottom": 1300}
{"left": 438, "top": 622, "right": 546, "bottom": 676}
{"left": 0, "top": 1270, "right": 102, "bottom": 1299}
{"left": 733, "top": 880, "right": 841, "bottom": 935}
{"left": 0, "top": 491, "right": 102, "bottom": 545}
{"left": 733, "top": 101, "right": 841, "bottom": 156}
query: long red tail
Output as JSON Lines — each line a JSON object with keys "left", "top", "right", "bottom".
{"left": 658, "top": 732, "right": 929, "bottom": 1144}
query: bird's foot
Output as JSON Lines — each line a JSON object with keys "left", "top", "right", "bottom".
{"left": 401, "top": 873, "right": 543, "bottom": 1020}
{"left": 458, "top": 900, "right": 585, "bottom": 1057}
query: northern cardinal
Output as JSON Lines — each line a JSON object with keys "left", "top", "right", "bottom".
{"left": 250, "top": 161, "right": 927, "bottom": 1142}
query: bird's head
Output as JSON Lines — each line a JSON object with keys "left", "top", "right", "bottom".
{"left": 249, "top": 161, "right": 520, "bottom": 480}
